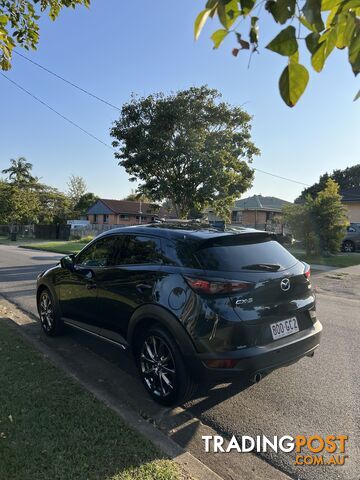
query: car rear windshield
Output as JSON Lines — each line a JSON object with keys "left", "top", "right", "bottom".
{"left": 195, "top": 237, "right": 298, "bottom": 272}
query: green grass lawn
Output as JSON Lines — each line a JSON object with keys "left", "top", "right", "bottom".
{"left": 20, "top": 239, "right": 90, "bottom": 255}
{"left": 289, "top": 248, "right": 360, "bottom": 268}
{"left": 0, "top": 320, "right": 181, "bottom": 480}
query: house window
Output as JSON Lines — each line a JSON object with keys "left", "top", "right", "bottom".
{"left": 93, "top": 214, "right": 97, "bottom": 223}
{"left": 103, "top": 214, "right": 109, "bottom": 223}
{"left": 119, "top": 214, "right": 129, "bottom": 220}
{"left": 231, "top": 211, "right": 243, "bottom": 224}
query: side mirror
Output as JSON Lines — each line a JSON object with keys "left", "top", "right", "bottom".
{"left": 60, "top": 255, "right": 75, "bottom": 271}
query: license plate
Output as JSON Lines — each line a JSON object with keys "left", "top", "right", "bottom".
{"left": 270, "top": 317, "right": 299, "bottom": 340}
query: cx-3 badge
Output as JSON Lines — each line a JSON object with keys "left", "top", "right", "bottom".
{"left": 280, "top": 278, "right": 290, "bottom": 291}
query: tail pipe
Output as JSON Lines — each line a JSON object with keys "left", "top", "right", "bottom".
{"left": 251, "top": 372, "right": 262, "bottom": 384}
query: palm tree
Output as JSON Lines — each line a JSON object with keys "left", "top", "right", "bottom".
{"left": 2, "top": 157, "right": 38, "bottom": 186}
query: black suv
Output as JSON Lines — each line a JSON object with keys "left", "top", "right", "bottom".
{"left": 36, "top": 225, "right": 322, "bottom": 405}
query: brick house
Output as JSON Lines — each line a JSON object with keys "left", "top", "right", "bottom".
{"left": 231, "top": 195, "right": 291, "bottom": 228}
{"left": 340, "top": 188, "right": 360, "bottom": 223}
{"left": 87, "top": 199, "right": 168, "bottom": 226}
{"left": 207, "top": 195, "right": 292, "bottom": 231}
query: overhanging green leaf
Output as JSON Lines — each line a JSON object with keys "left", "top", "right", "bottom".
{"left": 311, "top": 28, "right": 337, "bottom": 71}
{"left": 266, "top": 0, "right": 296, "bottom": 25}
{"left": 249, "top": 16, "right": 259, "bottom": 44}
{"left": 266, "top": 25, "right": 298, "bottom": 56}
{"left": 305, "top": 32, "right": 321, "bottom": 53}
{"left": 194, "top": 9, "right": 211, "bottom": 40}
{"left": 321, "top": 0, "right": 342, "bottom": 10}
{"left": 0, "top": 15, "right": 8, "bottom": 26}
{"left": 302, "top": 0, "right": 325, "bottom": 32}
{"left": 211, "top": 29, "right": 229, "bottom": 48}
{"left": 335, "top": 12, "right": 356, "bottom": 49}
{"left": 279, "top": 63, "right": 310, "bottom": 107}
{"left": 349, "top": 31, "right": 360, "bottom": 75}
{"left": 240, "top": 0, "right": 256, "bottom": 15}
{"left": 354, "top": 89, "right": 360, "bottom": 100}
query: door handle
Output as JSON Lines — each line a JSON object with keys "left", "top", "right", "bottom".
{"left": 136, "top": 283, "right": 152, "bottom": 292}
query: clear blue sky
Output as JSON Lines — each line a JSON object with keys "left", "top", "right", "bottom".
{"left": 1, "top": 0, "right": 359, "bottom": 202}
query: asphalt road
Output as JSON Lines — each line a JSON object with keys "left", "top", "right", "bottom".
{"left": 0, "top": 244, "right": 359, "bottom": 480}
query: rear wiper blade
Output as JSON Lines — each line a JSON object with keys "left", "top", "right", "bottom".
{"left": 242, "top": 263, "right": 281, "bottom": 271}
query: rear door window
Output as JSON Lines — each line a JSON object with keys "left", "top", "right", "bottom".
{"left": 195, "top": 238, "right": 297, "bottom": 272}
{"left": 115, "top": 235, "right": 163, "bottom": 265}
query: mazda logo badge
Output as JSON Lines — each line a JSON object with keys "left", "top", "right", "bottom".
{"left": 280, "top": 278, "right": 290, "bottom": 291}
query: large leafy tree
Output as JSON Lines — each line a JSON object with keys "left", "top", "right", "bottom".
{"left": 0, "top": 0, "right": 89, "bottom": 70}
{"left": 0, "top": 180, "right": 40, "bottom": 224}
{"left": 195, "top": 0, "right": 360, "bottom": 106}
{"left": 296, "top": 163, "right": 360, "bottom": 202}
{"left": 284, "top": 178, "right": 348, "bottom": 254}
{"left": 111, "top": 86, "right": 259, "bottom": 219}
{"left": 37, "top": 185, "right": 73, "bottom": 224}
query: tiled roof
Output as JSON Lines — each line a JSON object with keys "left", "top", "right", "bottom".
{"left": 234, "top": 195, "right": 291, "bottom": 212}
{"left": 89, "top": 199, "right": 172, "bottom": 217}
{"left": 340, "top": 188, "right": 360, "bottom": 202}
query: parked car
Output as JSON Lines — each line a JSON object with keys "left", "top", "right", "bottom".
{"left": 36, "top": 225, "right": 322, "bottom": 405}
{"left": 342, "top": 223, "right": 360, "bottom": 252}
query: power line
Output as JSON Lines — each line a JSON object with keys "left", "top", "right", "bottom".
{"left": 13, "top": 50, "right": 121, "bottom": 112}
{"left": 253, "top": 168, "right": 310, "bottom": 187}
{"left": 0, "top": 72, "right": 320, "bottom": 189}
{"left": 0, "top": 73, "right": 115, "bottom": 152}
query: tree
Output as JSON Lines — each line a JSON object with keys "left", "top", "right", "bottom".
{"left": 195, "top": 0, "right": 360, "bottom": 107}
{"left": 0, "top": 180, "right": 40, "bottom": 224}
{"left": 73, "top": 192, "right": 98, "bottom": 216}
{"left": 37, "top": 186, "right": 73, "bottom": 224}
{"left": 111, "top": 86, "right": 259, "bottom": 219}
{"left": 67, "top": 175, "right": 87, "bottom": 206}
{"left": 1, "top": 157, "right": 38, "bottom": 186}
{"left": 122, "top": 190, "right": 152, "bottom": 202}
{"left": 283, "top": 196, "right": 319, "bottom": 254}
{"left": 296, "top": 163, "right": 360, "bottom": 202}
{"left": 312, "top": 178, "right": 348, "bottom": 254}
{"left": 283, "top": 179, "right": 348, "bottom": 255}
{"left": 0, "top": 0, "right": 89, "bottom": 70}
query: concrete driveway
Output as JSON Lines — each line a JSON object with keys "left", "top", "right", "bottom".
{"left": 0, "top": 244, "right": 359, "bottom": 480}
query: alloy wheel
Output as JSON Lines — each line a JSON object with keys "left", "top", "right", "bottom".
{"left": 343, "top": 241, "right": 355, "bottom": 253}
{"left": 39, "top": 292, "right": 54, "bottom": 332}
{"left": 140, "top": 335, "right": 176, "bottom": 399}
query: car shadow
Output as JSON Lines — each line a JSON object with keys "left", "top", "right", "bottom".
{"left": 4, "top": 311, "right": 259, "bottom": 467}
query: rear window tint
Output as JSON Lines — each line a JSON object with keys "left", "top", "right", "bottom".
{"left": 195, "top": 239, "right": 297, "bottom": 272}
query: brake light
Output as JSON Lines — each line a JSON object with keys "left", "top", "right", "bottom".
{"left": 185, "top": 276, "right": 252, "bottom": 295}
{"left": 303, "top": 263, "right": 311, "bottom": 279}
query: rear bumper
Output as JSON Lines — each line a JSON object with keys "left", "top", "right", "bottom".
{"left": 186, "top": 319, "right": 322, "bottom": 382}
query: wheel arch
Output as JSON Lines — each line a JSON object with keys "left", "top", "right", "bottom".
{"left": 127, "top": 304, "right": 197, "bottom": 358}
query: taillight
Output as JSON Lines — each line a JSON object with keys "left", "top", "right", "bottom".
{"left": 303, "top": 263, "right": 311, "bottom": 279}
{"left": 185, "top": 276, "right": 252, "bottom": 295}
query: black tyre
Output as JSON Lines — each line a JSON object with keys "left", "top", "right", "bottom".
{"left": 135, "top": 325, "right": 198, "bottom": 406}
{"left": 343, "top": 240, "right": 355, "bottom": 253}
{"left": 38, "top": 288, "right": 63, "bottom": 336}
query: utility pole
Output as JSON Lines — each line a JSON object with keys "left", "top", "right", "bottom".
{"left": 139, "top": 200, "right": 142, "bottom": 224}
